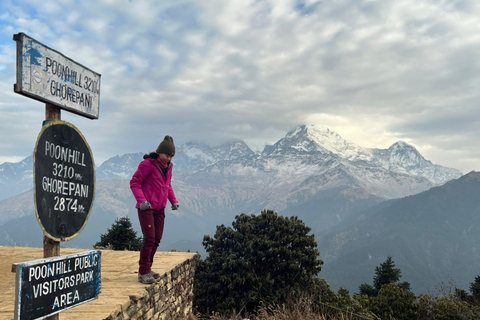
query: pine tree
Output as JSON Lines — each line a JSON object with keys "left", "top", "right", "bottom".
{"left": 94, "top": 217, "right": 142, "bottom": 251}
{"left": 470, "top": 275, "right": 480, "bottom": 305}
{"left": 359, "top": 256, "right": 410, "bottom": 297}
{"left": 358, "top": 283, "right": 377, "bottom": 297}
{"left": 373, "top": 256, "right": 402, "bottom": 290}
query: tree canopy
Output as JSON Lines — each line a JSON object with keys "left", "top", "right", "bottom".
{"left": 193, "top": 209, "right": 323, "bottom": 316}
{"left": 373, "top": 256, "right": 402, "bottom": 290}
{"left": 94, "top": 216, "right": 142, "bottom": 251}
{"left": 359, "top": 256, "right": 411, "bottom": 297}
{"left": 470, "top": 275, "right": 480, "bottom": 305}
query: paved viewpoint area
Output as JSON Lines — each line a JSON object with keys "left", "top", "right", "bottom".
{"left": 0, "top": 246, "right": 196, "bottom": 320}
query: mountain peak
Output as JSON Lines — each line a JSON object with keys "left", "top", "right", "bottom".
{"left": 287, "top": 124, "right": 332, "bottom": 138}
{"left": 286, "top": 124, "right": 336, "bottom": 141}
{"left": 384, "top": 140, "right": 429, "bottom": 168}
{"left": 389, "top": 140, "right": 417, "bottom": 151}
{"left": 266, "top": 124, "right": 372, "bottom": 161}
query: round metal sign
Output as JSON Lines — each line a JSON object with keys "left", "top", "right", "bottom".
{"left": 34, "top": 120, "right": 95, "bottom": 241}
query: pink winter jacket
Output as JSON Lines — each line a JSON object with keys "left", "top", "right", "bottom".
{"left": 130, "top": 157, "right": 178, "bottom": 210}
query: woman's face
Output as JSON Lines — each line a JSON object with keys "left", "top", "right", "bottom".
{"left": 159, "top": 153, "right": 173, "bottom": 163}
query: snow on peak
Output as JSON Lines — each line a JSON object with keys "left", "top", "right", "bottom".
{"left": 181, "top": 143, "right": 216, "bottom": 163}
{"left": 285, "top": 124, "right": 373, "bottom": 161}
{"left": 392, "top": 140, "right": 409, "bottom": 147}
{"left": 389, "top": 141, "right": 417, "bottom": 152}
{"left": 386, "top": 141, "right": 428, "bottom": 168}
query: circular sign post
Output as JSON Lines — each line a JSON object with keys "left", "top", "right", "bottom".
{"left": 34, "top": 120, "right": 95, "bottom": 241}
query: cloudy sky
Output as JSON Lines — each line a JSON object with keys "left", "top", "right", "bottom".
{"left": 0, "top": 0, "right": 479, "bottom": 173}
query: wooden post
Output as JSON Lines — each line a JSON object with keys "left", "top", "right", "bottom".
{"left": 44, "top": 103, "right": 61, "bottom": 320}
{"left": 45, "top": 103, "right": 61, "bottom": 122}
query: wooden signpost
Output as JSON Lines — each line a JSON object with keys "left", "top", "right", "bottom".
{"left": 12, "top": 32, "right": 101, "bottom": 320}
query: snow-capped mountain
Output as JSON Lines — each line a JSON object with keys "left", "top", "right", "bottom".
{"left": 0, "top": 124, "right": 462, "bottom": 245}
{"left": 96, "top": 153, "right": 144, "bottom": 180}
{"left": 262, "top": 125, "right": 373, "bottom": 162}
{"left": 174, "top": 139, "right": 256, "bottom": 174}
{"left": 373, "top": 141, "right": 456, "bottom": 183}
{"left": 95, "top": 140, "right": 257, "bottom": 180}
{"left": 255, "top": 125, "right": 460, "bottom": 201}
{"left": 263, "top": 125, "right": 459, "bottom": 186}
{"left": 3, "top": 124, "right": 461, "bottom": 215}
{"left": 117, "top": 124, "right": 459, "bottom": 230}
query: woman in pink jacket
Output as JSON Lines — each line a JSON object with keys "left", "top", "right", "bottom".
{"left": 130, "top": 135, "right": 179, "bottom": 284}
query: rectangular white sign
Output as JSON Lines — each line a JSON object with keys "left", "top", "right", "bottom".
{"left": 14, "top": 32, "right": 101, "bottom": 119}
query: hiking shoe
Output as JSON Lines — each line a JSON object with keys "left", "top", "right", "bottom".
{"left": 138, "top": 273, "right": 155, "bottom": 284}
{"left": 148, "top": 271, "right": 160, "bottom": 279}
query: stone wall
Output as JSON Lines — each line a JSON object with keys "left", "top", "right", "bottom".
{"left": 105, "top": 256, "right": 197, "bottom": 320}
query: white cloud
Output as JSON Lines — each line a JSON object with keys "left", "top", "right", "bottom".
{"left": 0, "top": 0, "right": 480, "bottom": 172}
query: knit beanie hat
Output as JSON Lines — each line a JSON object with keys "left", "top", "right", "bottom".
{"left": 156, "top": 135, "right": 175, "bottom": 156}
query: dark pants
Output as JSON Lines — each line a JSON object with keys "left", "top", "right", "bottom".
{"left": 138, "top": 208, "right": 165, "bottom": 275}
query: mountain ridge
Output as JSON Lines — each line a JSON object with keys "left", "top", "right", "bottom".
{"left": 0, "top": 124, "right": 471, "bottom": 293}
{"left": 319, "top": 170, "right": 480, "bottom": 294}
{"left": 0, "top": 124, "right": 462, "bottom": 228}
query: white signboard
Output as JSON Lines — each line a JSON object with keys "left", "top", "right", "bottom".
{"left": 14, "top": 32, "right": 101, "bottom": 119}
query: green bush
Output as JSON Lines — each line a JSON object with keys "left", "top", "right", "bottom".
{"left": 193, "top": 210, "right": 323, "bottom": 316}
{"left": 370, "top": 283, "right": 418, "bottom": 320}
{"left": 418, "top": 294, "right": 480, "bottom": 320}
